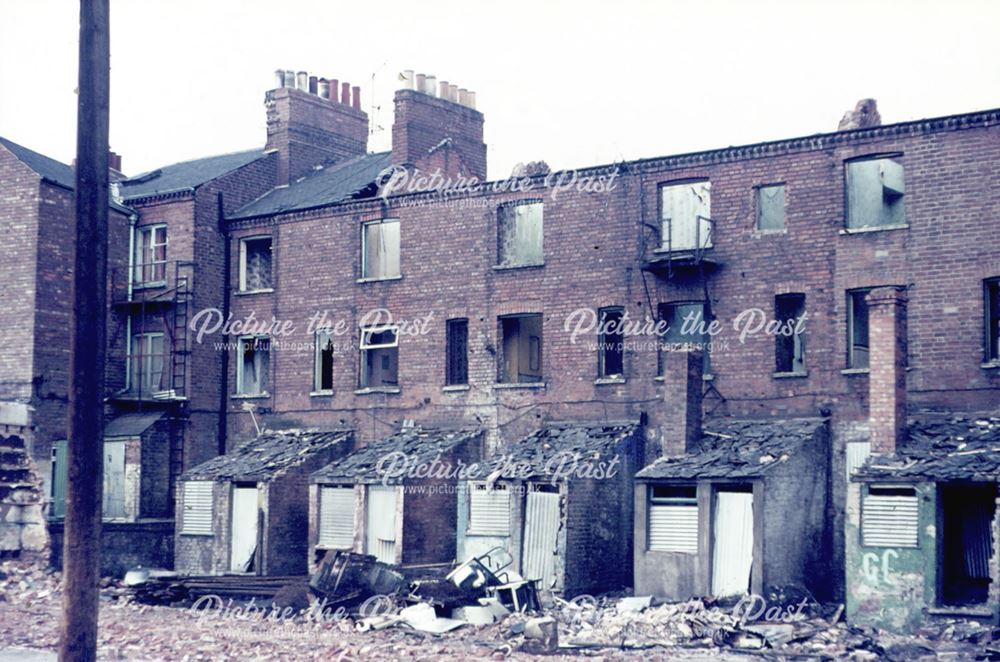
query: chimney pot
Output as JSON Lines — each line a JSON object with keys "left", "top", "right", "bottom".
{"left": 341, "top": 82, "right": 351, "bottom": 105}
{"left": 296, "top": 71, "right": 308, "bottom": 90}
{"left": 425, "top": 75, "right": 437, "bottom": 96}
{"left": 439, "top": 80, "right": 449, "bottom": 98}
{"left": 403, "top": 70, "right": 415, "bottom": 89}
{"left": 282, "top": 70, "right": 296, "bottom": 88}
{"left": 415, "top": 73, "right": 426, "bottom": 93}
{"left": 318, "top": 78, "right": 330, "bottom": 99}
{"left": 458, "top": 88, "right": 469, "bottom": 106}
{"left": 330, "top": 79, "right": 340, "bottom": 102}
{"left": 448, "top": 84, "right": 458, "bottom": 102}
{"left": 308, "top": 75, "right": 318, "bottom": 95}
{"left": 108, "top": 150, "right": 122, "bottom": 172}
{"left": 467, "top": 91, "right": 476, "bottom": 109}
{"left": 352, "top": 86, "right": 361, "bottom": 110}
{"left": 274, "top": 70, "right": 285, "bottom": 88}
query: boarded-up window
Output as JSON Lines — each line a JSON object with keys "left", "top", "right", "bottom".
{"left": 598, "top": 307, "right": 624, "bottom": 378}
{"left": 846, "top": 158, "right": 905, "bottom": 229}
{"left": 847, "top": 289, "right": 871, "bottom": 369}
{"left": 497, "top": 202, "right": 543, "bottom": 267}
{"left": 362, "top": 218, "right": 400, "bottom": 279}
{"left": 648, "top": 485, "right": 698, "bottom": 553}
{"left": 181, "top": 481, "right": 213, "bottom": 535}
{"left": 660, "top": 181, "right": 712, "bottom": 251}
{"left": 319, "top": 486, "right": 355, "bottom": 549}
{"left": 862, "top": 486, "right": 918, "bottom": 548}
{"left": 240, "top": 237, "right": 273, "bottom": 291}
{"left": 756, "top": 184, "right": 785, "bottom": 232}
{"left": 775, "top": 293, "right": 806, "bottom": 374}
{"left": 468, "top": 482, "right": 510, "bottom": 536}
{"left": 237, "top": 336, "right": 270, "bottom": 395}
{"left": 446, "top": 319, "right": 469, "bottom": 386}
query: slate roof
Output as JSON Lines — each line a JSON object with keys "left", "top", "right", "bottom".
{"left": 854, "top": 413, "right": 1000, "bottom": 481}
{"left": 119, "top": 149, "right": 266, "bottom": 200}
{"left": 488, "top": 421, "right": 641, "bottom": 480}
{"left": 0, "top": 135, "right": 131, "bottom": 214}
{"left": 232, "top": 151, "right": 391, "bottom": 219}
{"left": 636, "top": 417, "right": 827, "bottom": 480}
{"left": 104, "top": 412, "right": 165, "bottom": 438}
{"left": 182, "top": 429, "right": 353, "bottom": 482}
{"left": 311, "top": 426, "right": 482, "bottom": 485}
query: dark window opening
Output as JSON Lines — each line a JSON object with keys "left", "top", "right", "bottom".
{"left": 446, "top": 319, "right": 469, "bottom": 386}
{"left": 598, "top": 307, "right": 624, "bottom": 378}
{"left": 847, "top": 289, "right": 871, "bottom": 369}
{"left": 240, "top": 237, "right": 273, "bottom": 291}
{"left": 315, "top": 330, "right": 334, "bottom": 392}
{"left": 775, "top": 293, "right": 806, "bottom": 373}
{"left": 940, "top": 484, "right": 996, "bottom": 607}
{"left": 237, "top": 336, "right": 270, "bottom": 395}
{"left": 499, "top": 314, "right": 543, "bottom": 383}
{"left": 986, "top": 278, "right": 1000, "bottom": 363}
{"left": 756, "top": 184, "right": 785, "bottom": 232}
{"left": 657, "top": 301, "right": 711, "bottom": 375}
{"left": 651, "top": 485, "right": 697, "bottom": 503}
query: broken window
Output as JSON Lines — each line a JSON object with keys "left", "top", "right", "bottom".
{"left": 318, "top": 485, "right": 355, "bottom": 549}
{"left": 237, "top": 335, "right": 270, "bottom": 395}
{"left": 240, "top": 236, "right": 273, "bottom": 291}
{"left": 445, "top": 319, "right": 469, "bottom": 386}
{"left": 133, "top": 224, "right": 167, "bottom": 285}
{"left": 468, "top": 482, "right": 511, "bottom": 536}
{"left": 103, "top": 441, "right": 126, "bottom": 519}
{"left": 359, "top": 326, "right": 398, "bottom": 388}
{"left": 660, "top": 181, "right": 712, "bottom": 251}
{"left": 658, "top": 301, "right": 711, "bottom": 375}
{"left": 129, "top": 332, "right": 165, "bottom": 394}
{"left": 846, "top": 157, "right": 905, "bottom": 229}
{"left": 498, "top": 314, "right": 543, "bottom": 383}
{"left": 314, "top": 330, "right": 335, "bottom": 392}
{"left": 940, "top": 484, "right": 996, "bottom": 606}
{"left": 756, "top": 184, "right": 785, "bottom": 232}
{"left": 985, "top": 278, "right": 1000, "bottom": 363}
{"left": 775, "top": 293, "right": 806, "bottom": 374}
{"left": 497, "top": 201, "right": 544, "bottom": 267}
{"left": 861, "top": 485, "right": 918, "bottom": 548}
{"left": 598, "top": 307, "right": 625, "bottom": 378}
{"left": 361, "top": 218, "right": 400, "bottom": 279}
{"left": 648, "top": 485, "right": 698, "bottom": 553}
{"left": 181, "top": 481, "right": 213, "bottom": 535}
{"left": 847, "top": 289, "right": 871, "bottom": 369}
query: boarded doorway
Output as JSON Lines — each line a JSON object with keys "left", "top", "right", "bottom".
{"left": 230, "top": 485, "right": 258, "bottom": 572}
{"left": 940, "top": 483, "right": 996, "bottom": 606}
{"left": 712, "top": 487, "right": 754, "bottom": 597}
{"left": 522, "top": 485, "right": 560, "bottom": 590}
{"left": 366, "top": 485, "right": 398, "bottom": 564}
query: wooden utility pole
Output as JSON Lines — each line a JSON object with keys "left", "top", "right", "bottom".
{"left": 60, "top": 0, "right": 110, "bottom": 660}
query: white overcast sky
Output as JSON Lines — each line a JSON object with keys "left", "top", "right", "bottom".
{"left": 1, "top": 0, "right": 998, "bottom": 179}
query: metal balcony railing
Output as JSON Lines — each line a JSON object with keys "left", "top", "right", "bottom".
{"left": 111, "top": 260, "right": 195, "bottom": 306}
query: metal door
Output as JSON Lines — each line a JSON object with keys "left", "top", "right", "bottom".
{"left": 521, "top": 488, "right": 560, "bottom": 589}
{"left": 366, "top": 485, "right": 397, "bottom": 564}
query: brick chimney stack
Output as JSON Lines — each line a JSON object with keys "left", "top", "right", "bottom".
{"left": 266, "top": 69, "right": 369, "bottom": 185}
{"left": 838, "top": 98, "right": 881, "bottom": 131}
{"left": 867, "top": 286, "right": 908, "bottom": 454}
{"left": 391, "top": 71, "right": 486, "bottom": 181}
{"left": 662, "top": 345, "right": 704, "bottom": 456}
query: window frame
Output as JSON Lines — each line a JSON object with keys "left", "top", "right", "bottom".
{"left": 496, "top": 200, "right": 544, "bottom": 268}
{"left": 861, "top": 484, "right": 919, "bottom": 549}
{"left": 360, "top": 217, "right": 401, "bottom": 280}
{"left": 774, "top": 293, "right": 806, "bottom": 374}
{"left": 128, "top": 331, "right": 166, "bottom": 394}
{"left": 359, "top": 325, "right": 399, "bottom": 388}
{"left": 755, "top": 183, "right": 786, "bottom": 233}
{"left": 239, "top": 235, "right": 274, "bottom": 293}
{"left": 467, "top": 481, "right": 511, "bottom": 536}
{"left": 657, "top": 301, "right": 712, "bottom": 376}
{"left": 597, "top": 306, "right": 625, "bottom": 379}
{"left": 985, "top": 278, "right": 1000, "bottom": 364}
{"left": 648, "top": 484, "right": 699, "bottom": 554}
{"left": 445, "top": 318, "right": 469, "bottom": 386}
{"left": 235, "top": 334, "right": 270, "bottom": 396}
{"left": 498, "top": 313, "right": 544, "bottom": 384}
{"left": 314, "top": 329, "right": 335, "bottom": 393}
{"left": 658, "top": 180, "right": 712, "bottom": 252}
{"left": 846, "top": 288, "right": 872, "bottom": 369}
{"left": 845, "top": 155, "right": 906, "bottom": 230}
{"left": 132, "top": 223, "right": 168, "bottom": 287}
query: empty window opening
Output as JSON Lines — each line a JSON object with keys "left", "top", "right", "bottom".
{"left": 446, "top": 319, "right": 469, "bottom": 386}
{"left": 598, "top": 307, "right": 625, "bottom": 378}
{"left": 756, "top": 184, "right": 786, "bottom": 232}
{"left": 314, "top": 330, "right": 335, "bottom": 392}
{"left": 468, "top": 482, "right": 511, "bottom": 536}
{"left": 775, "top": 293, "right": 806, "bottom": 373}
{"left": 985, "top": 278, "right": 1000, "bottom": 363}
{"left": 940, "top": 484, "right": 996, "bottom": 606}
{"left": 660, "top": 181, "right": 712, "bottom": 251}
{"left": 648, "top": 485, "right": 698, "bottom": 553}
{"left": 237, "top": 335, "right": 270, "bottom": 395}
{"left": 360, "top": 326, "right": 398, "bottom": 388}
{"left": 130, "top": 331, "right": 165, "bottom": 394}
{"left": 862, "top": 485, "right": 918, "bottom": 548}
{"left": 499, "top": 314, "right": 543, "bottom": 383}
{"left": 240, "top": 237, "right": 273, "bottom": 291}
{"left": 497, "top": 201, "right": 544, "bottom": 267}
{"left": 133, "top": 224, "right": 167, "bottom": 285}
{"left": 846, "top": 157, "right": 905, "bottom": 229}
{"left": 362, "top": 218, "right": 400, "bottom": 279}
{"left": 658, "top": 301, "right": 711, "bottom": 375}
{"left": 847, "top": 289, "right": 871, "bottom": 369}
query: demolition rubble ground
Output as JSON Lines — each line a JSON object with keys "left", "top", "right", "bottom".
{"left": 3, "top": 561, "right": 999, "bottom": 661}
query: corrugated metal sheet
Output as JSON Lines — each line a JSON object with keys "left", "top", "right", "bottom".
{"left": 366, "top": 485, "right": 397, "bottom": 564}
{"left": 649, "top": 504, "right": 698, "bottom": 553}
{"left": 712, "top": 491, "right": 754, "bottom": 597}
{"left": 181, "top": 481, "right": 213, "bottom": 535}
{"left": 862, "top": 494, "right": 919, "bottom": 547}
{"left": 468, "top": 483, "right": 511, "bottom": 536}
{"left": 319, "top": 486, "right": 354, "bottom": 548}
{"left": 963, "top": 500, "right": 993, "bottom": 578}
{"left": 521, "top": 490, "right": 560, "bottom": 589}
{"left": 846, "top": 441, "right": 872, "bottom": 482}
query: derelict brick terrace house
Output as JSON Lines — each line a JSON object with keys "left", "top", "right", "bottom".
{"left": 0, "top": 69, "right": 997, "bottom": 608}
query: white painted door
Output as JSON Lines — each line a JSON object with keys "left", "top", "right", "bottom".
{"left": 712, "top": 490, "right": 754, "bottom": 597}
{"left": 102, "top": 441, "right": 126, "bottom": 519}
{"left": 230, "top": 486, "right": 259, "bottom": 572}
{"left": 521, "top": 489, "right": 560, "bottom": 590}
{"left": 366, "top": 485, "right": 397, "bottom": 564}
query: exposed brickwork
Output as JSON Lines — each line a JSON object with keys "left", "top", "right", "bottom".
{"left": 867, "top": 286, "right": 908, "bottom": 453}
{"left": 391, "top": 89, "right": 487, "bottom": 181}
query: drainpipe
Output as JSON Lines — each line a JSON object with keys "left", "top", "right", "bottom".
{"left": 126, "top": 212, "right": 137, "bottom": 301}
{"left": 124, "top": 213, "right": 138, "bottom": 391}
{"left": 217, "top": 193, "right": 230, "bottom": 456}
